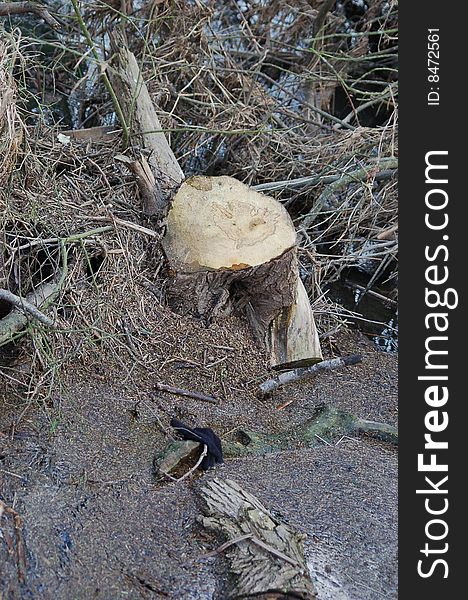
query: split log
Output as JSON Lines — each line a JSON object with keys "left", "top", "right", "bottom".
{"left": 162, "top": 175, "right": 323, "bottom": 368}
{"left": 109, "top": 41, "right": 184, "bottom": 216}
{"left": 199, "top": 478, "right": 317, "bottom": 599}
{"left": 270, "top": 278, "right": 322, "bottom": 369}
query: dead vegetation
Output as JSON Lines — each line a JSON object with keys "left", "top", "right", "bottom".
{"left": 1, "top": 0, "right": 397, "bottom": 415}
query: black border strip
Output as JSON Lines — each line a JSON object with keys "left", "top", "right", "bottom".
{"left": 399, "top": 2, "right": 465, "bottom": 596}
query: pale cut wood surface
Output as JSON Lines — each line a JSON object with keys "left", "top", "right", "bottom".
{"left": 270, "top": 278, "right": 323, "bottom": 369}
{"left": 163, "top": 175, "right": 296, "bottom": 271}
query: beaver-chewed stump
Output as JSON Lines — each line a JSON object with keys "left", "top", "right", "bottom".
{"left": 199, "top": 478, "right": 317, "bottom": 599}
{"left": 162, "top": 175, "right": 322, "bottom": 369}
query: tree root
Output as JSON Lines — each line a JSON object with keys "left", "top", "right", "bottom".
{"left": 155, "top": 404, "right": 398, "bottom": 477}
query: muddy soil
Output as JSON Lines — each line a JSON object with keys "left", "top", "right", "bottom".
{"left": 1, "top": 317, "right": 397, "bottom": 600}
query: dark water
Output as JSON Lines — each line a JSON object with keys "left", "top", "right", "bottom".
{"left": 326, "top": 269, "right": 398, "bottom": 352}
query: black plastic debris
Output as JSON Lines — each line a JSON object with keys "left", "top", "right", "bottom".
{"left": 170, "top": 418, "right": 223, "bottom": 470}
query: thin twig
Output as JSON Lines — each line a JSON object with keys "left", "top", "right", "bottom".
{"left": 164, "top": 444, "right": 208, "bottom": 482}
{"left": 153, "top": 383, "right": 218, "bottom": 405}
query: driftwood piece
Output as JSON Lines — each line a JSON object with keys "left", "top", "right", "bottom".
{"left": 110, "top": 42, "right": 184, "bottom": 215}
{"left": 163, "top": 175, "right": 323, "bottom": 368}
{"left": 258, "top": 354, "right": 362, "bottom": 397}
{"left": 199, "top": 478, "right": 317, "bottom": 599}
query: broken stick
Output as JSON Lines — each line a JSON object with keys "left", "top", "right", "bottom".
{"left": 153, "top": 383, "right": 218, "bottom": 404}
{"left": 0, "top": 1, "right": 61, "bottom": 29}
{"left": 258, "top": 354, "right": 362, "bottom": 397}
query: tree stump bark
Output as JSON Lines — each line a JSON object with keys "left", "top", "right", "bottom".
{"left": 162, "top": 175, "right": 322, "bottom": 368}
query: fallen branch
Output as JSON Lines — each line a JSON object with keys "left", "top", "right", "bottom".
{"left": 252, "top": 159, "right": 397, "bottom": 194}
{"left": 156, "top": 404, "right": 398, "bottom": 476}
{"left": 0, "top": 1, "right": 61, "bottom": 29}
{"left": 199, "top": 478, "right": 317, "bottom": 599}
{"left": 109, "top": 34, "right": 184, "bottom": 214}
{"left": 153, "top": 383, "right": 218, "bottom": 404}
{"left": 0, "top": 241, "right": 68, "bottom": 347}
{"left": 258, "top": 354, "right": 362, "bottom": 397}
{"left": 0, "top": 289, "right": 56, "bottom": 328}
{"left": 224, "top": 403, "right": 398, "bottom": 456}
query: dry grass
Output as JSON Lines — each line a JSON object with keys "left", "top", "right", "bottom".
{"left": 0, "top": 31, "right": 25, "bottom": 187}
{"left": 0, "top": 0, "right": 398, "bottom": 408}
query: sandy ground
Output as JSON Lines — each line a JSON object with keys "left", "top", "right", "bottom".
{"left": 1, "top": 322, "right": 397, "bottom": 600}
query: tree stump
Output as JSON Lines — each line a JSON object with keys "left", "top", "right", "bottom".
{"left": 162, "top": 176, "right": 322, "bottom": 369}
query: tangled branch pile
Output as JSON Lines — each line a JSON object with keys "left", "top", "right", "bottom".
{"left": 0, "top": 0, "right": 397, "bottom": 402}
